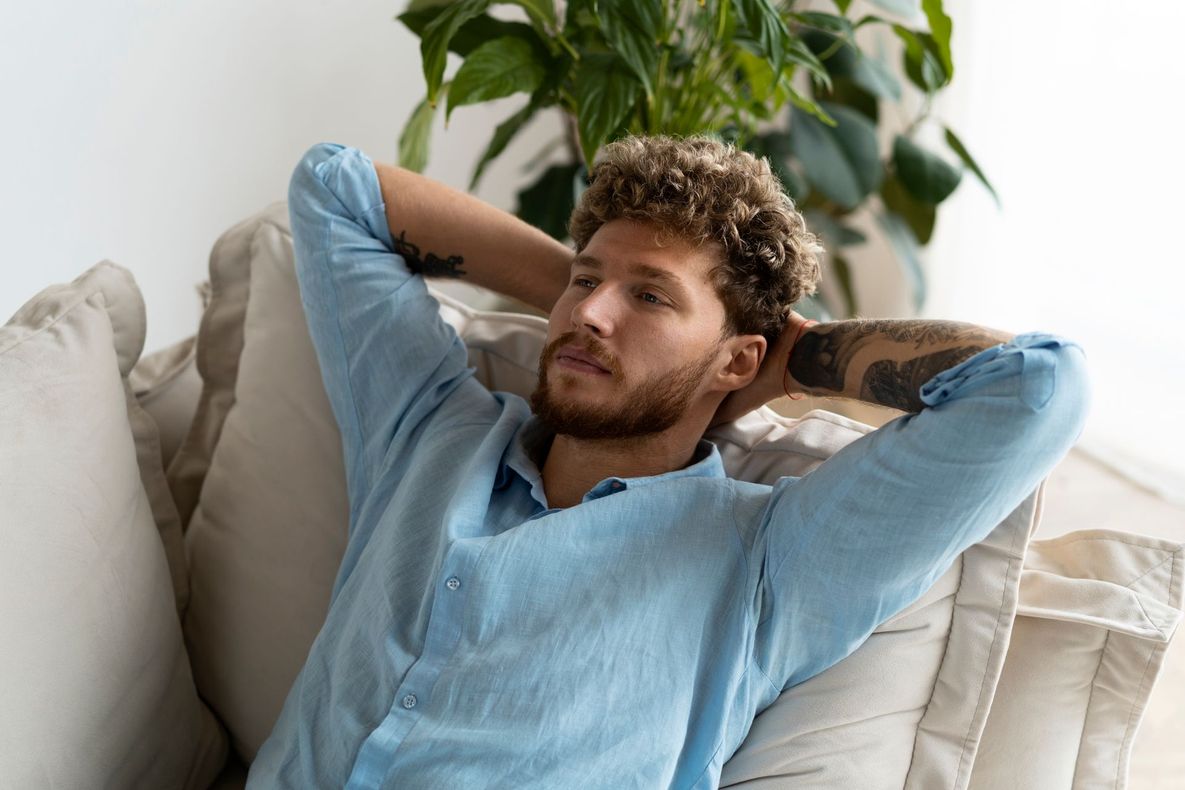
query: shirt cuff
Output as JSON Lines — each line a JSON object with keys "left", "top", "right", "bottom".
{"left": 918, "top": 331, "right": 1083, "bottom": 409}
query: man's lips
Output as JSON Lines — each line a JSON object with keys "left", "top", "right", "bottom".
{"left": 555, "top": 345, "right": 612, "bottom": 375}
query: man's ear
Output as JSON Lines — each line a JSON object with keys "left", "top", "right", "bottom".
{"left": 714, "top": 334, "right": 767, "bottom": 392}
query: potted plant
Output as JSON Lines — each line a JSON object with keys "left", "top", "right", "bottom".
{"left": 397, "top": 0, "right": 996, "bottom": 321}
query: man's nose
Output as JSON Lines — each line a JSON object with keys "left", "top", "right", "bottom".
{"left": 570, "top": 284, "right": 619, "bottom": 336}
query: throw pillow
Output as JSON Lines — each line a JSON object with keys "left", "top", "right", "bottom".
{"left": 968, "top": 529, "right": 1184, "bottom": 789}
{"left": 0, "top": 261, "right": 226, "bottom": 788}
{"left": 131, "top": 333, "right": 202, "bottom": 471}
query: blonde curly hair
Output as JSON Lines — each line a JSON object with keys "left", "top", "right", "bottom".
{"left": 568, "top": 134, "right": 823, "bottom": 344}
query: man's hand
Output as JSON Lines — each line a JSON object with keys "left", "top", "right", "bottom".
{"left": 710, "top": 311, "right": 815, "bottom": 428}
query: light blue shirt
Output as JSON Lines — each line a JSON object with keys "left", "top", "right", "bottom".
{"left": 246, "top": 143, "right": 1091, "bottom": 789}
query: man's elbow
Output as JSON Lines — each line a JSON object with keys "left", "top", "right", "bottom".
{"left": 1019, "top": 339, "right": 1092, "bottom": 456}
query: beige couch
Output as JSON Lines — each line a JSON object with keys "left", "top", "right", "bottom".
{"left": 2, "top": 203, "right": 1181, "bottom": 789}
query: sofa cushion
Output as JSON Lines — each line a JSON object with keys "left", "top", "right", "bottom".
{"left": 0, "top": 261, "right": 226, "bottom": 789}
{"left": 174, "top": 201, "right": 1043, "bottom": 789}
{"left": 131, "top": 333, "right": 202, "bottom": 471}
{"left": 969, "top": 529, "right": 1183, "bottom": 789}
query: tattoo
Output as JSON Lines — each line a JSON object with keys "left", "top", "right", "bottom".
{"left": 861, "top": 347, "right": 985, "bottom": 413}
{"left": 788, "top": 319, "right": 1011, "bottom": 413}
{"left": 391, "top": 230, "right": 466, "bottom": 278}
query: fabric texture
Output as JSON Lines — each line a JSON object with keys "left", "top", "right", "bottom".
{"left": 167, "top": 143, "right": 1090, "bottom": 790}
{"left": 0, "top": 261, "right": 226, "bottom": 789}
{"left": 131, "top": 332, "right": 202, "bottom": 470}
{"left": 969, "top": 530, "right": 1184, "bottom": 789}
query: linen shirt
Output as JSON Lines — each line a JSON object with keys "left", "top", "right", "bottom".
{"left": 246, "top": 143, "right": 1091, "bottom": 789}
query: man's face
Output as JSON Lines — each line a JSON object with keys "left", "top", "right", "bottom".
{"left": 530, "top": 218, "right": 732, "bottom": 440}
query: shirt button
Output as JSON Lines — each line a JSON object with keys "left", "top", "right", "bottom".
{"left": 446, "top": 576, "right": 461, "bottom": 591}
{"left": 402, "top": 694, "right": 417, "bottom": 709}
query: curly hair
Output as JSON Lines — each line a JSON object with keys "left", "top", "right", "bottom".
{"left": 568, "top": 134, "right": 823, "bottom": 345}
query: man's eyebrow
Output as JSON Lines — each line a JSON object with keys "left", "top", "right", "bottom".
{"left": 571, "top": 254, "right": 687, "bottom": 291}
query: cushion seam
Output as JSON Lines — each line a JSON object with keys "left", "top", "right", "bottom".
{"left": 0, "top": 287, "right": 112, "bottom": 357}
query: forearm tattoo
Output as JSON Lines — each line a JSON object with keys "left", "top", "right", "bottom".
{"left": 391, "top": 230, "right": 466, "bottom": 278}
{"left": 788, "top": 319, "right": 1011, "bottom": 413}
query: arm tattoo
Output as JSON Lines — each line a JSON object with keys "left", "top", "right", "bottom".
{"left": 861, "top": 347, "right": 985, "bottom": 413}
{"left": 391, "top": 230, "right": 467, "bottom": 278}
{"left": 788, "top": 319, "right": 1011, "bottom": 413}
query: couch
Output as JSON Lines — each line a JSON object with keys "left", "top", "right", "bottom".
{"left": 2, "top": 200, "right": 1181, "bottom": 790}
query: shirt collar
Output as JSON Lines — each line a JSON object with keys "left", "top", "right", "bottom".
{"left": 496, "top": 415, "right": 726, "bottom": 505}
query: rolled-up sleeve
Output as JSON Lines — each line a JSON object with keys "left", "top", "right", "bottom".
{"left": 754, "top": 331, "right": 1091, "bottom": 690}
{"left": 287, "top": 143, "right": 472, "bottom": 516}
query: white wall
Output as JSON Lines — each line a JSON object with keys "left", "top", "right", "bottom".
{"left": 0, "top": 0, "right": 561, "bottom": 353}
{"left": 922, "top": 1, "right": 1185, "bottom": 502}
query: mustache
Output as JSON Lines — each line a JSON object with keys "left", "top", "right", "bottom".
{"left": 540, "top": 331, "right": 622, "bottom": 379}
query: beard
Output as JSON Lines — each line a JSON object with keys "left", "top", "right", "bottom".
{"left": 529, "top": 331, "right": 716, "bottom": 441}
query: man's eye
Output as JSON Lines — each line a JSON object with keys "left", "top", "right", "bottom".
{"left": 639, "top": 292, "right": 665, "bottom": 306}
{"left": 573, "top": 277, "right": 595, "bottom": 288}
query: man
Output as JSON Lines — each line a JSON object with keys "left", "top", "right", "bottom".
{"left": 247, "top": 136, "right": 1090, "bottom": 789}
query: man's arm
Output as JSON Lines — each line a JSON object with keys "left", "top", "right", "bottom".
{"left": 753, "top": 331, "right": 1091, "bottom": 691}
{"left": 788, "top": 318, "right": 1016, "bottom": 413}
{"left": 713, "top": 312, "right": 1016, "bottom": 425}
{"left": 371, "top": 163, "right": 573, "bottom": 314}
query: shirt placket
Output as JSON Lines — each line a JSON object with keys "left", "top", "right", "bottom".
{"left": 344, "top": 536, "right": 489, "bottom": 789}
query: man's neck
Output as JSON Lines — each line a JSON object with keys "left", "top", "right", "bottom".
{"left": 540, "top": 429, "right": 703, "bottom": 509}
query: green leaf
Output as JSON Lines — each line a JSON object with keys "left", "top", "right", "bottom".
{"left": 852, "top": 53, "right": 900, "bottom": 101}
{"left": 790, "top": 11, "right": 855, "bottom": 38}
{"left": 748, "top": 131, "right": 809, "bottom": 202}
{"left": 831, "top": 253, "right": 858, "bottom": 316}
{"left": 785, "top": 37, "right": 832, "bottom": 93}
{"left": 470, "top": 100, "right": 540, "bottom": 191}
{"left": 399, "top": 8, "right": 538, "bottom": 57}
{"left": 876, "top": 211, "right": 926, "bottom": 311}
{"left": 732, "top": 0, "right": 791, "bottom": 73}
{"left": 893, "top": 135, "right": 962, "bottom": 203}
{"left": 786, "top": 85, "right": 836, "bottom": 126}
{"left": 943, "top": 127, "right": 999, "bottom": 207}
{"left": 421, "top": 0, "right": 491, "bottom": 106}
{"left": 921, "top": 0, "right": 953, "bottom": 79}
{"left": 447, "top": 37, "right": 547, "bottom": 121}
{"left": 735, "top": 48, "right": 779, "bottom": 106}
{"left": 803, "top": 29, "right": 898, "bottom": 103}
{"left": 790, "top": 102, "right": 882, "bottom": 209}
{"left": 516, "top": 162, "right": 584, "bottom": 241}
{"left": 805, "top": 209, "right": 867, "bottom": 247}
{"left": 507, "top": 0, "right": 557, "bottom": 32}
{"left": 893, "top": 26, "right": 947, "bottom": 91}
{"left": 399, "top": 84, "right": 449, "bottom": 173}
{"left": 574, "top": 53, "right": 642, "bottom": 168}
{"left": 831, "top": 0, "right": 852, "bottom": 14}
{"left": 825, "top": 76, "right": 879, "bottom": 122}
{"left": 597, "top": 0, "right": 662, "bottom": 96}
{"left": 880, "top": 173, "right": 936, "bottom": 243}
{"left": 866, "top": 0, "right": 920, "bottom": 18}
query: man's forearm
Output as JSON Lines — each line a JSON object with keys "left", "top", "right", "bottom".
{"left": 787, "top": 319, "right": 1016, "bottom": 413}
{"left": 372, "top": 162, "right": 573, "bottom": 313}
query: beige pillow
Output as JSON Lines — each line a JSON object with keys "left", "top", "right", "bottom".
{"left": 969, "top": 530, "right": 1184, "bottom": 789}
{"left": 0, "top": 261, "right": 226, "bottom": 789}
{"left": 175, "top": 201, "right": 1043, "bottom": 788}
{"left": 131, "top": 333, "right": 202, "bottom": 471}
